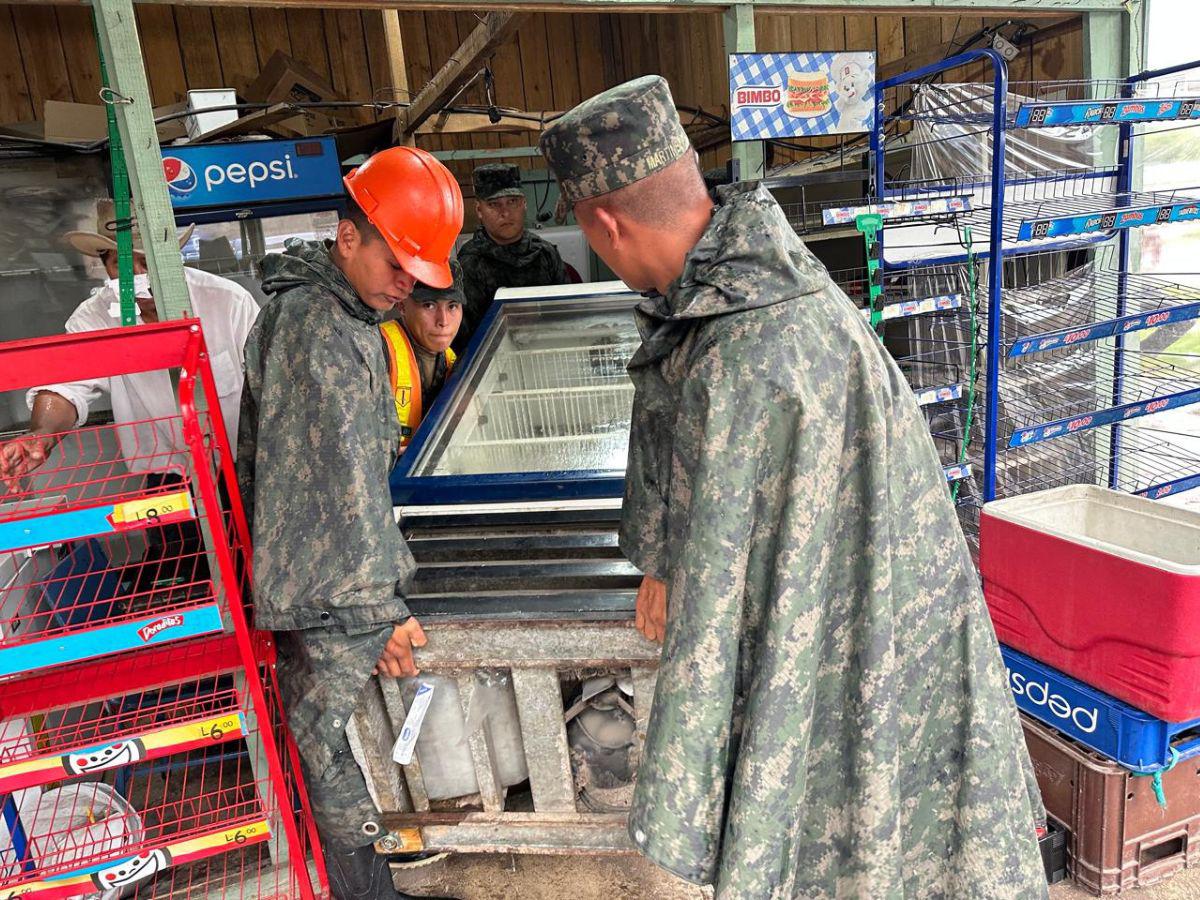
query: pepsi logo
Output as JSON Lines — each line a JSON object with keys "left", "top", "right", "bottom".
{"left": 163, "top": 157, "right": 197, "bottom": 197}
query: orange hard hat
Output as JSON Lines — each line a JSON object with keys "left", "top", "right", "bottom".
{"left": 343, "top": 146, "right": 464, "bottom": 289}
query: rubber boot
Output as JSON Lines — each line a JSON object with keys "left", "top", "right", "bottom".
{"left": 326, "top": 842, "right": 402, "bottom": 899}
{"left": 325, "top": 841, "right": 460, "bottom": 900}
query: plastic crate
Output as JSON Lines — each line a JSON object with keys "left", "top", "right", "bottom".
{"left": 1002, "top": 645, "right": 1200, "bottom": 772}
{"left": 982, "top": 485, "right": 1200, "bottom": 721}
{"left": 1022, "top": 714, "right": 1200, "bottom": 894}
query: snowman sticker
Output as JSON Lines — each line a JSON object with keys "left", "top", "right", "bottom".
{"left": 62, "top": 738, "right": 146, "bottom": 777}
{"left": 89, "top": 848, "right": 172, "bottom": 891}
{"left": 830, "top": 54, "right": 874, "bottom": 131}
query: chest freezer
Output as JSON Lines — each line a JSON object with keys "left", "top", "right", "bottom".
{"left": 390, "top": 281, "right": 644, "bottom": 508}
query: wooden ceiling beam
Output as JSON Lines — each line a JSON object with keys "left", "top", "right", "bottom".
{"left": 397, "top": 10, "right": 527, "bottom": 140}
{"left": 7, "top": 0, "right": 1117, "bottom": 15}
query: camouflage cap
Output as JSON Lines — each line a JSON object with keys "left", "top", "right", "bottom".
{"left": 412, "top": 257, "right": 465, "bottom": 305}
{"left": 538, "top": 75, "right": 691, "bottom": 222}
{"left": 473, "top": 164, "right": 525, "bottom": 202}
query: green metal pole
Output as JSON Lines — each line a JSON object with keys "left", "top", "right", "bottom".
{"left": 723, "top": 4, "right": 764, "bottom": 181}
{"left": 93, "top": 12, "right": 136, "bottom": 326}
{"left": 92, "top": 0, "right": 190, "bottom": 321}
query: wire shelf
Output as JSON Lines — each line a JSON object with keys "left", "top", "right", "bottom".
{"left": 497, "top": 340, "right": 639, "bottom": 392}
{"left": 1002, "top": 350, "right": 1200, "bottom": 446}
{"left": 878, "top": 172, "right": 1200, "bottom": 243}
{"left": 997, "top": 425, "right": 1200, "bottom": 501}
{"left": 884, "top": 78, "right": 1200, "bottom": 128}
{"left": 1002, "top": 248, "right": 1200, "bottom": 357}
{"left": 0, "top": 678, "right": 245, "bottom": 795}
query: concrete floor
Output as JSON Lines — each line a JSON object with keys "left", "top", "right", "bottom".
{"left": 394, "top": 852, "right": 1200, "bottom": 899}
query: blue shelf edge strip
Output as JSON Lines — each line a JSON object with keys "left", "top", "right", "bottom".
{"left": 0, "top": 602, "right": 224, "bottom": 678}
{"left": 1009, "top": 300, "right": 1200, "bottom": 358}
{"left": 1018, "top": 200, "right": 1200, "bottom": 241}
{"left": 1001, "top": 645, "right": 1200, "bottom": 773}
{"left": 1014, "top": 98, "right": 1200, "bottom": 128}
{"left": 1136, "top": 471, "right": 1200, "bottom": 500}
{"left": 1009, "top": 385, "right": 1200, "bottom": 448}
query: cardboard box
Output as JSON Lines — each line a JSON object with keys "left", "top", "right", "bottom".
{"left": 39, "top": 100, "right": 193, "bottom": 145}
{"left": 244, "top": 50, "right": 349, "bottom": 136}
{"left": 43, "top": 100, "right": 109, "bottom": 143}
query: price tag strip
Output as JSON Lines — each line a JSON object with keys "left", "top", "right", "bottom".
{"left": 878, "top": 293, "right": 964, "bottom": 322}
{"left": 823, "top": 196, "right": 973, "bottom": 227}
{"left": 914, "top": 383, "right": 965, "bottom": 407}
{"left": 0, "top": 490, "right": 195, "bottom": 554}
{"left": 0, "top": 602, "right": 224, "bottom": 679}
{"left": 943, "top": 464, "right": 972, "bottom": 483}
{"left": 1014, "top": 97, "right": 1200, "bottom": 128}
{"left": 0, "top": 711, "right": 247, "bottom": 794}
{"left": 1018, "top": 199, "right": 1200, "bottom": 242}
{"left": 3, "top": 818, "right": 270, "bottom": 899}
{"left": 1009, "top": 386, "right": 1200, "bottom": 448}
{"left": 1009, "top": 300, "right": 1200, "bottom": 358}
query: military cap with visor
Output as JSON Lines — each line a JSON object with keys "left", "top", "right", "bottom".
{"left": 472, "top": 164, "right": 526, "bottom": 202}
{"left": 538, "top": 75, "right": 691, "bottom": 223}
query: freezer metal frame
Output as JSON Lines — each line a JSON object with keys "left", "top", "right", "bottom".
{"left": 389, "top": 282, "right": 643, "bottom": 507}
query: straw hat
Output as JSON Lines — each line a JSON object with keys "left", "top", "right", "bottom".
{"left": 64, "top": 198, "right": 195, "bottom": 258}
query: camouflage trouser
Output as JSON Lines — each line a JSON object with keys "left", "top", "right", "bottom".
{"left": 276, "top": 624, "right": 394, "bottom": 849}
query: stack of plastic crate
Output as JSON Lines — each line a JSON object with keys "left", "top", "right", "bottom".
{"left": 982, "top": 484, "right": 1200, "bottom": 894}
{"left": 0, "top": 321, "right": 327, "bottom": 899}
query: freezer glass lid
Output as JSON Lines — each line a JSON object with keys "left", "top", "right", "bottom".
{"left": 412, "top": 294, "right": 642, "bottom": 478}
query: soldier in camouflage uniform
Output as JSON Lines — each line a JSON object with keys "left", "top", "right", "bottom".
{"left": 237, "top": 147, "right": 461, "bottom": 900}
{"left": 456, "top": 163, "right": 568, "bottom": 351}
{"left": 540, "top": 75, "right": 1048, "bottom": 899}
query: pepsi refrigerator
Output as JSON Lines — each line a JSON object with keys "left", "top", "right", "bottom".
{"left": 160, "top": 137, "right": 347, "bottom": 302}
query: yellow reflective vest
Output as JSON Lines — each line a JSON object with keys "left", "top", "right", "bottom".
{"left": 379, "top": 320, "right": 456, "bottom": 448}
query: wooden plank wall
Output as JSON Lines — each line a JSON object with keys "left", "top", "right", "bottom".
{"left": 0, "top": 5, "right": 1083, "bottom": 175}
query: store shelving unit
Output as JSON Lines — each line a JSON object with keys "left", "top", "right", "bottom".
{"left": 0, "top": 322, "right": 325, "bottom": 899}
{"left": 868, "top": 50, "right": 1200, "bottom": 529}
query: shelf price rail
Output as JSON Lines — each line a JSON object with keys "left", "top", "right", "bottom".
{"left": 0, "top": 321, "right": 326, "bottom": 899}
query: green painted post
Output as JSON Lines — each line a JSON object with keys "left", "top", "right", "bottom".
{"left": 723, "top": 3, "right": 764, "bottom": 181}
{"left": 94, "top": 16, "right": 137, "bottom": 328}
{"left": 92, "top": 0, "right": 190, "bottom": 321}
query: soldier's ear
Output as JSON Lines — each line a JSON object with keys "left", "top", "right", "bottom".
{"left": 335, "top": 218, "right": 360, "bottom": 255}
{"left": 591, "top": 205, "right": 623, "bottom": 249}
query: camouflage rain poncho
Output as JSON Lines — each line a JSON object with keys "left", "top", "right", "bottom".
{"left": 621, "top": 186, "right": 1047, "bottom": 899}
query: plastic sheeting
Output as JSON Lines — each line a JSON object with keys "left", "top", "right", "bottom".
{"left": 909, "top": 82, "right": 1100, "bottom": 180}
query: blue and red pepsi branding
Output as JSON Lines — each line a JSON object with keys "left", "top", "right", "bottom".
{"left": 1019, "top": 200, "right": 1200, "bottom": 241}
{"left": 1014, "top": 97, "right": 1200, "bottom": 128}
{"left": 161, "top": 137, "right": 344, "bottom": 210}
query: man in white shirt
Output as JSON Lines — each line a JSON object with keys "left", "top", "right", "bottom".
{"left": 0, "top": 201, "right": 259, "bottom": 489}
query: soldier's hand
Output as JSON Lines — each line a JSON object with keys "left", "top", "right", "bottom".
{"left": 635, "top": 575, "right": 668, "bottom": 644}
{"left": 375, "top": 618, "right": 429, "bottom": 678}
{"left": 0, "top": 434, "right": 55, "bottom": 494}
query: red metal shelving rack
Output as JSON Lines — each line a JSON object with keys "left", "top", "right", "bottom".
{"left": 0, "top": 320, "right": 328, "bottom": 899}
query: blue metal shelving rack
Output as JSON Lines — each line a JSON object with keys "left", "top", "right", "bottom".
{"left": 869, "top": 51, "right": 1200, "bottom": 524}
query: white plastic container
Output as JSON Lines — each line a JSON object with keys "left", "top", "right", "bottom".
{"left": 184, "top": 89, "right": 238, "bottom": 139}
